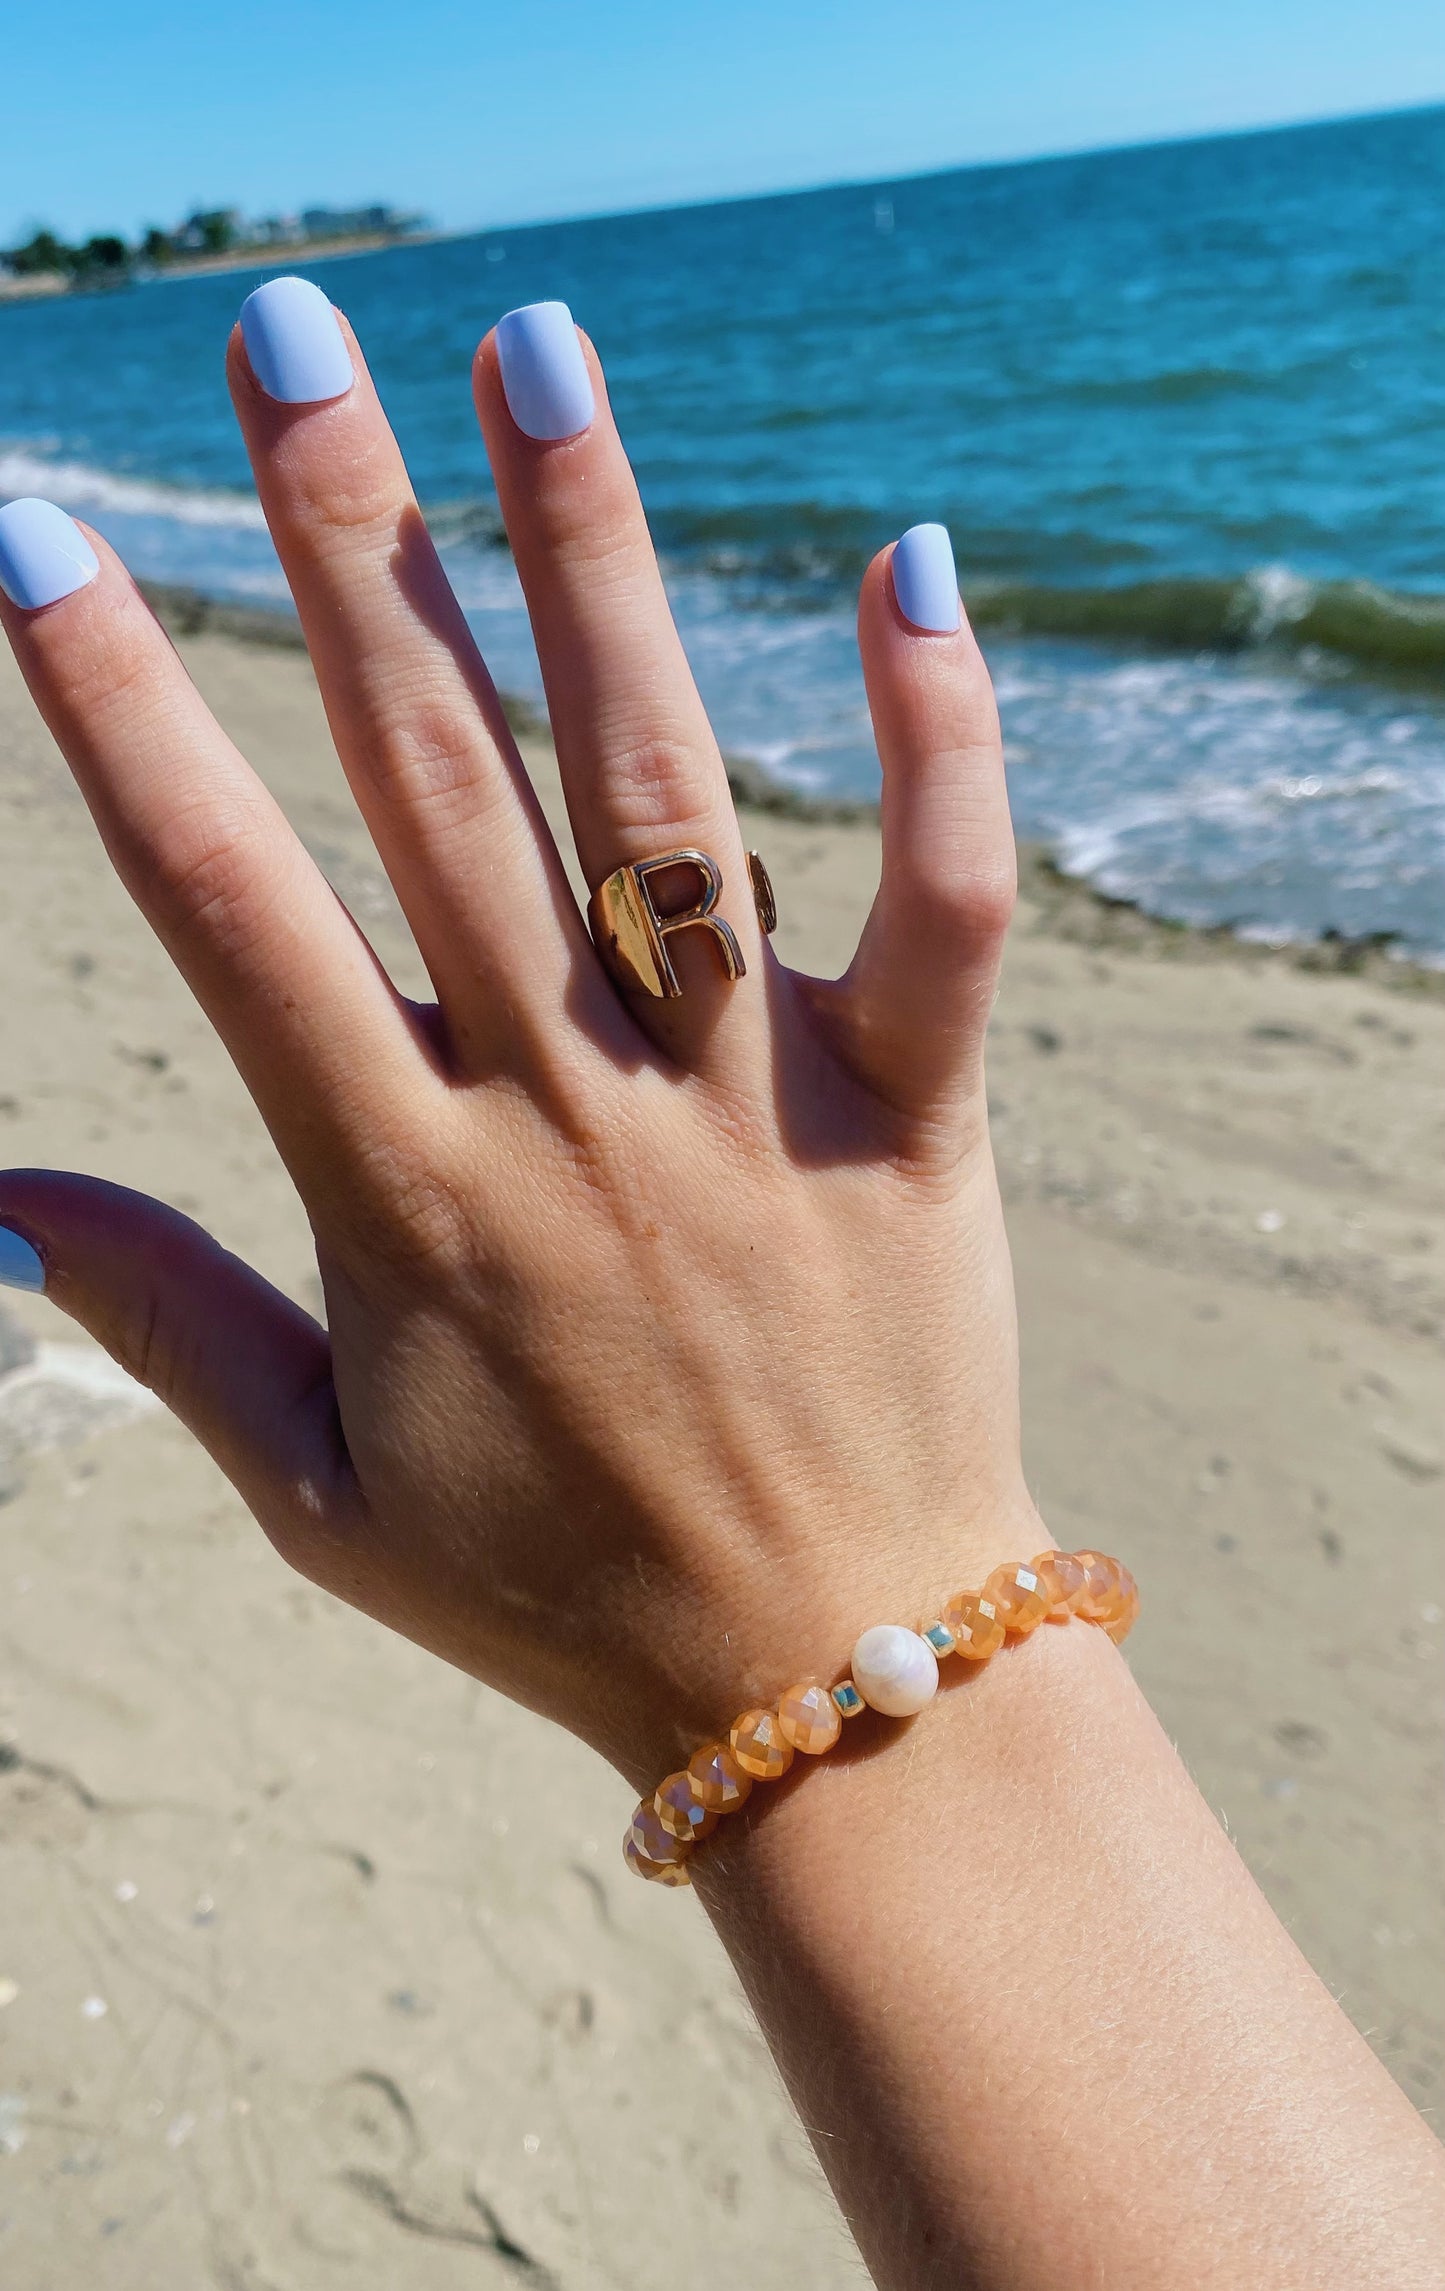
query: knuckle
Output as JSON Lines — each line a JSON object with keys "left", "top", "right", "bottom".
{"left": 258, "top": 1507, "right": 318, "bottom": 1578}
{"left": 364, "top": 700, "right": 490, "bottom": 825}
{"left": 146, "top": 799, "right": 282, "bottom": 960}
{"left": 534, "top": 465, "right": 641, "bottom": 565}
{"left": 54, "top": 635, "right": 157, "bottom": 727}
{"left": 899, "top": 851, "right": 1017, "bottom": 951}
{"left": 275, "top": 426, "right": 402, "bottom": 541}
{"left": 330, "top": 1128, "right": 468, "bottom": 1274}
{"left": 262, "top": 1424, "right": 361, "bottom": 1584}
{"left": 383, "top": 1167, "right": 467, "bottom": 1266}
{"left": 955, "top": 860, "right": 1018, "bottom": 946}
{"left": 262, "top": 1503, "right": 342, "bottom": 1586}
{"left": 594, "top": 728, "right": 723, "bottom": 842}
{"left": 107, "top": 1282, "right": 187, "bottom": 1408}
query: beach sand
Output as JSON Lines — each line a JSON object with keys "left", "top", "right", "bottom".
{"left": 0, "top": 616, "right": 1441, "bottom": 2286}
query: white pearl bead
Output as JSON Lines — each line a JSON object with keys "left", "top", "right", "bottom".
{"left": 849, "top": 1624, "right": 940, "bottom": 1718}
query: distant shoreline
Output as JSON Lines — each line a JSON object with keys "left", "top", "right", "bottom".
{"left": 0, "top": 272, "right": 67, "bottom": 302}
{"left": 0, "top": 231, "right": 442, "bottom": 304}
{"left": 139, "top": 230, "right": 444, "bottom": 285}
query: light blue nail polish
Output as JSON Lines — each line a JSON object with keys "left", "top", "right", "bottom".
{"left": 240, "top": 276, "right": 354, "bottom": 404}
{"left": 0, "top": 499, "right": 99, "bottom": 611}
{"left": 892, "top": 523, "right": 961, "bottom": 633}
{"left": 0, "top": 1227, "right": 44, "bottom": 1293}
{"left": 495, "top": 302, "right": 595, "bottom": 441}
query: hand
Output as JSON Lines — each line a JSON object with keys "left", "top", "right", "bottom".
{"left": 0, "top": 288, "right": 1023, "bottom": 1790}
{"left": 7, "top": 290, "right": 1443, "bottom": 2291}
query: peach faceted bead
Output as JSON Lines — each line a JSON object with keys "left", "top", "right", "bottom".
{"left": 777, "top": 1682, "right": 843, "bottom": 1756}
{"left": 1031, "top": 1548, "right": 1088, "bottom": 1619}
{"left": 687, "top": 1741, "right": 753, "bottom": 1814}
{"left": 624, "top": 1832, "right": 692, "bottom": 1885}
{"left": 625, "top": 1544, "right": 1138, "bottom": 1884}
{"left": 729, "top": 1708, "right": 795, "bottom": 1781}
{"left": 984, "top": 1562, "right": 1050, "bottom": 1634}
{"left": 1073, "top": 1549, "right": 1125, "bottom": 1625}
{"left": 654, "top": 1770, "right": 720, "bottom": 1844}
{"left": 1105, "top": 1561, "right": 1141, "bottom": 1642}
{"left": 940, "top": 1591, "right": 1006, "bottom": 1661}
{"left": 628, "top": 1800, "right": 692, "bottom": 1871}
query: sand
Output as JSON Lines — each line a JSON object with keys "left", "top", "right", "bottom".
{"left": 0, "top": 616, "right": 1441, "bottom": 2287}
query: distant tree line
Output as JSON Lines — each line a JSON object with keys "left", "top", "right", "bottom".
{"left": 6, "top": 226, "right": 132, "bottom": 281}
{"left": 3, "top": 205, "right": 425, "bottom": 284}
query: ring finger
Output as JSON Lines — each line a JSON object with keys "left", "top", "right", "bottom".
{"left": 229, "top": 277, "right": 607, "bottom": 1072}
{"left": 475, "top": 305, "right": 768, "bottom": 1072}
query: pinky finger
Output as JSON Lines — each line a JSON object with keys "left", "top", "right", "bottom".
{"left": 843, "top": 526, "right": 1016, "bottom": 1121}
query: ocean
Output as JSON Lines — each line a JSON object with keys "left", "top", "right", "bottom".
{"left": 3, "top": 105, "right": 1445, "bottom": 958}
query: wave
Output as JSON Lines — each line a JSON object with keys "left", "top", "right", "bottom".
{"left": 964, "top": 567, "right": 1445, "bottom": 683}
{"left": 640, "top": 510, "right": 1445, "bottom": 682}
{"left": 7, "top": 440, "right": 1445, "bottom": 693}
{"left": 0, "top": 444, "right": 266, "bottom": 530}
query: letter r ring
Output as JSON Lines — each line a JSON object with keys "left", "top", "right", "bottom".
{"left": 588, "top": 848, "right": 777, "bottom": 1000}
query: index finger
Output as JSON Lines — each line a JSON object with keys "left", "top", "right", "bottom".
{"left": 0, "top": 503, "right": 429, "bottom": 1204}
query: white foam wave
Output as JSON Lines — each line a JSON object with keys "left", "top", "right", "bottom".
{"left": 0, "top": 445, "right": 266, "bottom": 530}
{"left": 1240, "top": 561, "right": 1318, "bottom": 639}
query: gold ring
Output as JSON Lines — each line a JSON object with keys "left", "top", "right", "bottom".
{"left": 588, "top": 847, "right": 777, "bottom": 1000}
{"left": 748, "top": 849, "right": 778, "bottom": 936}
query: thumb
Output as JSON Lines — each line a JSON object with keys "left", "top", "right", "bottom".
{"left": 0, "top": 1170, "right": 358, "bottom": 1560}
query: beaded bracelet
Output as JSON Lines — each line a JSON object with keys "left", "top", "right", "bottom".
{"left": 625, "top": 1547, "right": 1138, "bottom": 1884}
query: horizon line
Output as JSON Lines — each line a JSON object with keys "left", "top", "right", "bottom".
{"left": 437, "top": 93, "right": 1445, "bottom": 247}
{"left": 7, "top": 93, "right": 1443, "bottom": 260}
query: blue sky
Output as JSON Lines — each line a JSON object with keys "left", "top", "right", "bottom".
{"left": 4, "top": 0, "right": 1445, "bottom": 245}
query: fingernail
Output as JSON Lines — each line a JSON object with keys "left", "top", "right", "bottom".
{"left": 0, "top": 1226, "right": 44, "bottom": 1293}
{"left": 891, "top": 523, "right": 960, "bottom": 633}
{"left": 0, "top": 499, "right": 99, "bottom": 611}
{"left": 240, "top": 276, "right": 354, "bottom": 404}
{"left": 496, "top": 302, "right": 595, "bottom": 441}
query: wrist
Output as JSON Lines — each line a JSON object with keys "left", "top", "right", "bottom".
{"left": 687, "top": 1620, "right": 1136, "bottom": 2287}
{"left": 607, "top": 1484, "right": 1051, "bottom": 1793}
{"left": 692, "top": 1583, "right": 1123, "bottom": 1902}
{"left": 620, "top": 1520, "right": 1137, "bottom": 1894}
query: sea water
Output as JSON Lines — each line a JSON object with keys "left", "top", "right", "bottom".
{"left": 3, "top": 106, "right": 1444, "bottom": 956}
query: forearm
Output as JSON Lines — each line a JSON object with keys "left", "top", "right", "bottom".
{"left": 697, "top": 1617, "right": 1445, "bottom": 2290}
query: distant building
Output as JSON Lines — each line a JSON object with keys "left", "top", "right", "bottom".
{"left": 173, "top": 208, "right": 241, "bottom": 254}
{"left": 251, "top": 214, "right": 306, "bottom": 246}
{"left": 298, "top": 205, "right": 424, "bottom": 241}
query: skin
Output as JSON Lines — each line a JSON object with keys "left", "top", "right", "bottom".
{"left": 1, "top": 308, "right": 1441, "bottom": 2288}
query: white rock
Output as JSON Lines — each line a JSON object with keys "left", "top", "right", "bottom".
{"left": 850, "top": 1624, "right": 939, "bottom": 1718}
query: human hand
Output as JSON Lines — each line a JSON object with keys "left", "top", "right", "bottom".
{"left": 0, "top": 287, "right": 1025, "bottom": 1789}
{"left": 7, "top": 289, "right": 1443, "bottom": 2291}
